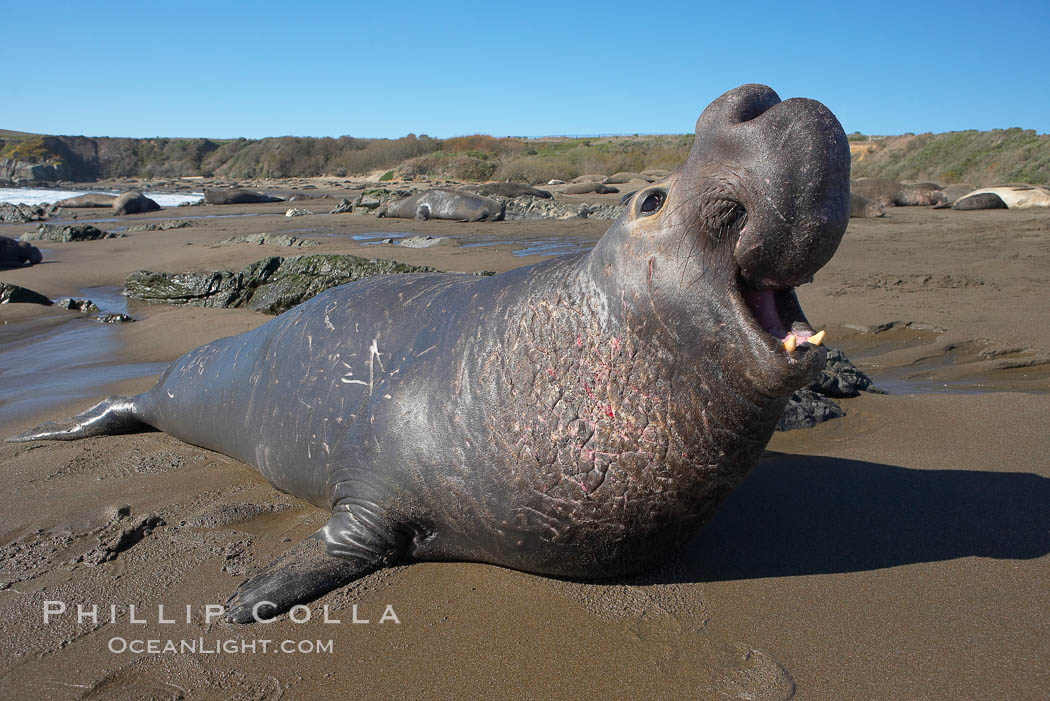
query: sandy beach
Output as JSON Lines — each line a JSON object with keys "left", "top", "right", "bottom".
{"left": 0, "top": 185, "right": 1047, "bottom": 699}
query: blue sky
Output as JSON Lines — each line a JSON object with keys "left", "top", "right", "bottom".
{"left": 3, "top": 0, "right": 1048, "bottom": 139}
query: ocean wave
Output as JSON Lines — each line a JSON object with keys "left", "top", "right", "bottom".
{"left": 0, "top": 188, "right": 203, "bottom": 207}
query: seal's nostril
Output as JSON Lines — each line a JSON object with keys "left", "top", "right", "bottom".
{"left": 724, "top": 84, "right": 782, "bottom": 124}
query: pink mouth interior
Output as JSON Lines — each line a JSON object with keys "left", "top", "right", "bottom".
{"left": 741, "top": 288, "right": 814, "bottom": 343}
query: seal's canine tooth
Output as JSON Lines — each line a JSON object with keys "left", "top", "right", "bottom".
{"left": 809, "top": 330, "right": 826, "bottom": 347}
{"left": 9, "top": 84, "right": 850, "bottom": 623}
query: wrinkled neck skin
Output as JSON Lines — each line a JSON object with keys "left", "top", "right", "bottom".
{"left": 583, "top": 172, "right": 798, "bottom": 407}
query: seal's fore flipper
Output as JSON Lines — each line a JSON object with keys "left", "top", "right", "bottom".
{"left": 5, "top": 395, "right": 149, "bottom": 443}
{"left": 224, "top": 508, "right": 406, "bottom": 624}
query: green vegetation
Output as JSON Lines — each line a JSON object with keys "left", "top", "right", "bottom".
{"left": 0, "top": 135, "right": 57, "bottom": 163}
{"left": 852, "top": 129, "right": 1050, "bottom": 184}
{"left": 2, "top": 125, "right": 1047, "bottom": 186}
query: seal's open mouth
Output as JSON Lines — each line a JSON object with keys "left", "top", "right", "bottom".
{"left": 738, "top": 280, "right": 825, "bottom": 354}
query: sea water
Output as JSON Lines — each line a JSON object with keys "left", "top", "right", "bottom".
{"left": 0, "top": 187, "right": 203, "bottom": 207}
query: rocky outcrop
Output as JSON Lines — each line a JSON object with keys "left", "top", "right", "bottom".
{"left": 500, "top": 196, "right": 624, "bottom": 221}
{"left": 0, "top": 282, "right": 52, "bottom": 305}
{"left": 328, "top": 189, "right": 410, "bottom": 215}
{"left": 124, "top": 219, "right": 192, "bottom": 232}
{"left": 0, "top": 203, "right": 53, "bottom": 224}
{"left": 54, "top": 298, "right": 101, "bottom": 312}
{"left": 217, "top": 233, "right": 318, "bottom": 248}
{"left": 124, "top": 254, "right": 447, "bottom": 315}
{"left": 19, "top": 224, "right": 124, "bottom": 242}
{"left": 397, "top": 235, "right": 460, "bottom": 248}
{"left": 777, "top": 347, "right": 882, "bottom": 431}
{"left": 0, "top": 158, "right": 70, "bottom": 183}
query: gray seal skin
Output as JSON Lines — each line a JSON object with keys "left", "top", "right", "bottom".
{"left": 466, "top": 182, "right": 553, "bottom": 199}
{"left": 0, "top": 235, "right": 42, "bottom": 267}
{"left": 113, "top": 191, "right": 161, "bottom": 215}
{"left": 204, "top": 189, "right": 285, "bottom": 205}
{"left": 952, "top": 192, "right": 1007, "bottom": 210}
{"left": 849, "top": 192, "right": 885, "bottom": 218}
{"left": 53, "top": 193, "right": 118, "bottom": 208}
{"left": 376, "top": 189, "right": 505, "bottom": 221}
{"left": 9, "top": 84, "right": 850, "bottom": 623}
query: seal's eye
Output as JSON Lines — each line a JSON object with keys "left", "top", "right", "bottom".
{"left": 639, "top": 190, "right": 666, "bottom": 215}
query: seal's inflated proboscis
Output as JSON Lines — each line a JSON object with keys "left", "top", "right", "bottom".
{"left": 10, "top": 85, "right": 850, "bottom": 623}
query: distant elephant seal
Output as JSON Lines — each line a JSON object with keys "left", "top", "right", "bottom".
{"left": 113, "top": 191, "right": 161, "bottom": 215}
{"left": 376, "top": 189, "right": 504, "bottom": 221}
{"left": 53, "top": 193, "right": 118, "bottom": 208}
{"left": 955, "top": 185, "right": 1050, "bottom": 209}
{"left": 0, "top": 235, "right": 42, "bottom": 267}
{"left": 852, "top": 178, "right": 946, "bottom": 207}
{"left": 204, "top": 189, "right": 285, "bottom": 205}
{"left": 849, "top": 192, "right": 885, "bottom": 218}
{"left": 10, "top": 84, "right": 850, "bottom": 624}
{"left": 467, "top": 182, "right": 552, "bottom": 199}
{"left": 562, "top": 182, "right": 620, "bottom": 195}
{"left": 952, "top": 192, "right": 1008, "bottom": 210}
{"left": 603, "top": 172, "right": 648, "bottom": 184}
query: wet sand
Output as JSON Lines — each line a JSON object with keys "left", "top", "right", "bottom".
{"left": 0, "top": 192, "right": 1047, "bottom": 699}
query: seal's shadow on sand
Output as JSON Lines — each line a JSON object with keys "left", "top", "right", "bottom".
{"left": 662, "top": 452, "right": 1049, "bottom": 581}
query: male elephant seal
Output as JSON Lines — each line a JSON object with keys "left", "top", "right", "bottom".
{"left": 113, "top": 191, "right": 161, "bottom": 215}
{"left": 954, "top": 185, "right": 1050, "bottom": 209}
{"left": 849, "top": 192, "right": 885, "bottom": 218}
{"left": 0, "top": 235, "right": 42, "bottom": 267}
{"left": 10, "top": 84, "right": 850, "bottom": 623}
{"left": 204, "top": 189, "right": 285, "bottom": 205}
{"left": 376, "top": 189, "right": 504, "bottom": 221}
{"left": 952, "top": 192, "right": 1008, "bottom": 210}
{"left": 53, "top": 193, "right": 118, "bottom": 208}
{"left": 466, "top": 182, "right": 553, "bottom": 199}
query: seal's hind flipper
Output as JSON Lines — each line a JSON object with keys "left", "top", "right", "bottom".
{"left": 224, "top": 509, "right": 406, "bottom": 624}
{"left": 6, "top": 395, "right": 149, "bottom": 442}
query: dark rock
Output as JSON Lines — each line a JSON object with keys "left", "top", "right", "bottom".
{"left": 125, "top": 219, "right": 191, "bottom": 232}
{"left": 329, "top": 188, "right": 412, "bottom": 215}
{"left": 811, "top": 347, "right": 881, "bottom": 397}
{"left": 500, "top": 196, "right": 624, "bottom": 221}
{"left": 0, "top": 282, "right": 52, "bottom": 306}
{"left": 398, "top": 235, "right": 459, "bottom": 248}
{"left": 217, "top": 233, "right": 318, "bottom": 248}
{"left": 124, "top": 254, "right": 447, "bottom": 315}
{"left": 54, "top": 297, "right": 101, "bottom": 312}
{"left": 777, "top": 346, "right": 881, "bottom": 431}
{"left": 777, "top": 388, "right": 846, "bottom": 431}
{"left": 96, "top": 312, "right": 134, "bottom": 323}
{"left": 20, "top": 223, "right": 124, "bottom": 242}
{"left": 0, "top": 235, "right": 42, "bottom": 267}
{"left": 0, "top": 202, "right": 52, "bottom": 224}
{"left": 329, "top": 198, "right": 355, "bottom": 214}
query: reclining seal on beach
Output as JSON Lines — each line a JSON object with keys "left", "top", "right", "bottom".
{"left": 10, "top": 84, "right": 850, "bottom": 623}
